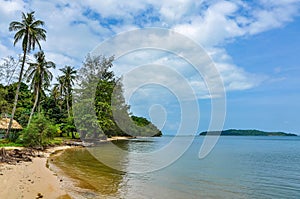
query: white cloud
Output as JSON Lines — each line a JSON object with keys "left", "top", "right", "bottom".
{"left": 159, "top": 0, "right": 200, "bottom": 23}
{"left": 0, "top": 41, "right": 13, "bottom": 58}
{"left": 248, "top": 4, "right": 299, "bottom": 34}
{"left": 217, "top": 62, "right": 265, "bottom": 90}
{"left": 0, "top": 0, "right": 299, "bottom": 97}
{"left": 173, "top": 2, "right": 246, "bottom": 47}
{"left": 27, "top": 1, "right": 106, "bottom": 62}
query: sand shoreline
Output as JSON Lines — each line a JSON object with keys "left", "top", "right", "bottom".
{"left": 0, "top": 136, "right": 132, "bottom": 199}
{"left": 0, "top": 145, "right": 75, "bottom": 199}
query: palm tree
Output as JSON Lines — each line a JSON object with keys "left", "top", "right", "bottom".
{"left": 53, "top": 76, "right": 65, "bottom": 112}
{"left": 6, "top": 12, "right": 46, "bottom": 137}
{"left": 59, "top": 66, "right": 77, "bottom": 118}
{"left": 25, "top": 51, "right": 55, "bottom": 126}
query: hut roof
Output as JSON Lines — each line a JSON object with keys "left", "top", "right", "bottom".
{"left": 0, "top": 118, "right": 23, "bottom": 130}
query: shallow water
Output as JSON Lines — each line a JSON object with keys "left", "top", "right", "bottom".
{"left": 52, "top": 136, "right": 300, "bottom": 199}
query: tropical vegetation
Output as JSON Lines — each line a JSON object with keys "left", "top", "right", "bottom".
{"left": 25, "top": 51, "right": 55, "bottom": 126}
{"left": 7, "top": 11, "right": 46, "bottom": 137}
{"left": 199, "top": 129, "right": 297, "bottom": 136}
{"left": 0, "top": 11, "right": 162, "bottom": 148}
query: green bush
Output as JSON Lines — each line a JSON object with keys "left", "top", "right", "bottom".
{"left": 8, "top": 131, "right": 21, "bottom": 142}
{"left": 19, "top": 114, "right": 58, "bottom": 148}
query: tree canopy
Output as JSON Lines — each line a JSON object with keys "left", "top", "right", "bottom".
{"left": 7, "top": 11, "right": 46, "bottom": 137}
{"left": 74, "top": 55, "right": 162, "bottom": 139}
{"left": 1, "top": 11, "right": 162, "bottom": 146}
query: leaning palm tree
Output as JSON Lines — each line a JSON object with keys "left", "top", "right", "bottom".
{"left": 25, "top": 51, "right": 55, "bottom": 126}
{"left": 6, "top": 12, "right": 46, "bottom": 137}
{"left": 59, "top": 66, "right": 77, "bottom": 118}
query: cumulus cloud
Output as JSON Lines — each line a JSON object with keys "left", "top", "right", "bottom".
{"left": 0, "top": 0, "right": 299, "bottom": 96}
{"left": 0, "top": 42, "right": 13, "bottom": 58}
{"left": 174, "top": 1, "right": 245, "bottom": 46}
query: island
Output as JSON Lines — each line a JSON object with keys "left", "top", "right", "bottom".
{"left": 199, "top": 129, "right": 298, "bottom": 136}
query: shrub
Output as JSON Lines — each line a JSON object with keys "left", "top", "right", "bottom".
{"left": 19, "top": 114, "right": 58, "bottom": 148}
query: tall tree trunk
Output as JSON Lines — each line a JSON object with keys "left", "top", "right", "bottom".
{"left": 5, "top": 50, "right": 27, "bottom": 138}
{"left": 27, "top": 86, "right": 39, "bottom": 127}
{"left": 59, "top": 100, "right": 62, "bottom": 112}
{"left": 66, "top": 94, "right": 70, "bottom": 118}
{"left": 71, "top": 132, "right": 76, "bottom": 139}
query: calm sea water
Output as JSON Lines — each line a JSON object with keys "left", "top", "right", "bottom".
{"left": 52, "top": 136, "right": 300, "bottom": 199}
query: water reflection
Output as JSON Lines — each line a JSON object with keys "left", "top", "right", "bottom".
{"left": 52, "top": 145, "right": 128, "bottom": 198}
{"left": 52, "top": 137, "right": 300, "bottom": 199}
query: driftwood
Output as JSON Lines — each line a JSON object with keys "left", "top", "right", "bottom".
{"left": 0, "top": 148, "right": 7, "bottom": 157}
{"left": 0, "top": 148, "right": 35, "bottom": 164}
{"left": 64, "top": 140, "right": 94, "bottom": 147}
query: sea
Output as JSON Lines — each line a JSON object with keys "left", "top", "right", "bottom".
{"left": 51, "top": 136, "right": 300, "bottom": 199}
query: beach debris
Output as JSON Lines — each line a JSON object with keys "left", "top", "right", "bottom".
{"left": 0, "top": 148, "right": 35, "bottom": 164}
{"left": 36, "top": 192, "right": 43, "bottom": 198}
{"left": 64, "top": 140, "right": 94, "bottom": 147}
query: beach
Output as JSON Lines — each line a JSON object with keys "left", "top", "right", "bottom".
{"left": 0, "top": 137, "right": 132, "bottom": 199}
{"left": 0, "top": 146, "right": 73, "bottom": 199}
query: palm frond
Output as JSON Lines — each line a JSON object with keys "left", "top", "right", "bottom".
{"left": 10, "top": 12, "right": 46, "bottom": 53}
{"left": 9, "top": 21, "right": 24, "bottom": 31}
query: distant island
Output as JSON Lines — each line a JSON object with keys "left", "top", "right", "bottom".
{"left": 199, "top": 129, "right": 297, "bottom": 136}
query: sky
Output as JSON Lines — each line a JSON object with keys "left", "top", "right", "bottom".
{"left": 0, "top": 0, "right": 300, "bottom": 135}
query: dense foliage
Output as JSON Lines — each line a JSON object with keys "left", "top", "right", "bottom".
{"left": 75, "top": 55, "right": 162, "bottom": 138}
{"left": 131, "top": 116, "right": 162, "bottom": 137}
{"left": 0, "top": 82, "right": 32, "bottom": 127}
{"left": 1, "top": 55, "right": 162, "bottom": 144}
{"left": 1, "top": 11, "right": 162, "bottom": 147}
{"left": 19, "top": 114, "right": 58, "bottom": 148}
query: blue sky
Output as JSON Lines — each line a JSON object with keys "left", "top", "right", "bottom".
{"left": 0, "top": 0, "right": 300, "bottom": 135}
{"left": 224, "top": 20, "right": 300, "bottom": 133}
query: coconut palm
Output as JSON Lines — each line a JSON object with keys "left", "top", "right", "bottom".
{"left": 59, "top": 66, "right": 77, "bottom": 118}
{"left": 53, "top": 76, "right": 65, "bottom": 112}
{"left": 25, "top": 51, "right": 55, "bottom": 126}
{"left": 6, "top": 12, "right": 46, "bottom": 136}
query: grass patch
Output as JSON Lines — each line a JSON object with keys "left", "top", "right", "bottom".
{"left": 0, "top": 139, "right": 24, "bottom": 147}
{"left": 49, "top": 137, "right": 64, "bottom": 145}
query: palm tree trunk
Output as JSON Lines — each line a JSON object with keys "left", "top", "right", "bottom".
{"left": 66, "top": 94, "right": 70, "bottom": 118}
{"left": 27, "top": 86, "right": 39, "bottom": 127}
{"left": 5, "top": 50, "right": 27, "bottom": 138}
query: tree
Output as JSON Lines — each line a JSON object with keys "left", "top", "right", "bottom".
{"left": 61, "top": 116, "right": 77, "bottom": 139}
{"left": 95, "top": 79, "right": 116, "bottom": 136}
{"left": 0, "top": 56, "right": 20, "bottom": 85}
{"left": 25, "top": 51, "right": 55, "bottom": 126}
{"left": 59, "top": 66, "right": 77, "bottom": 118}
{"left": 53, "top": 76, "right": 65, "bottom": 112}
{"left": 21, "top": 113, "right": 57, "bottom": 148}
{"left": 5, "top": 82, "right": 33, "bottom": 127}
{"left": 42, "top": 92, "right": 64, "bottom": 125}
{"left": 6, "top": 11, "right": 46, "bottom": 137}
{"left": 75, "top": 54, "right": 162, "bottom": 138}
{"left": 0, "top": 84, "right": 9, "bottom": 115}
{"left": 74, "top": 55, "right": 115, "bottom": 139}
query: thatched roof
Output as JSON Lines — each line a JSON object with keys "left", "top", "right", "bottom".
{"left": 0, "top": 118, "right": 23, "bottom": 130}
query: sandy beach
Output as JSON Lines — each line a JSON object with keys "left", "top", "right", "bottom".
{"left": 0, "top": 146, "right": 73, "bottom": 199}
{"left": 106, "top": 136, "right": 133, "bottom": 141}
{"left": 0, "top": 137, "right": 132, "bottom": 199}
